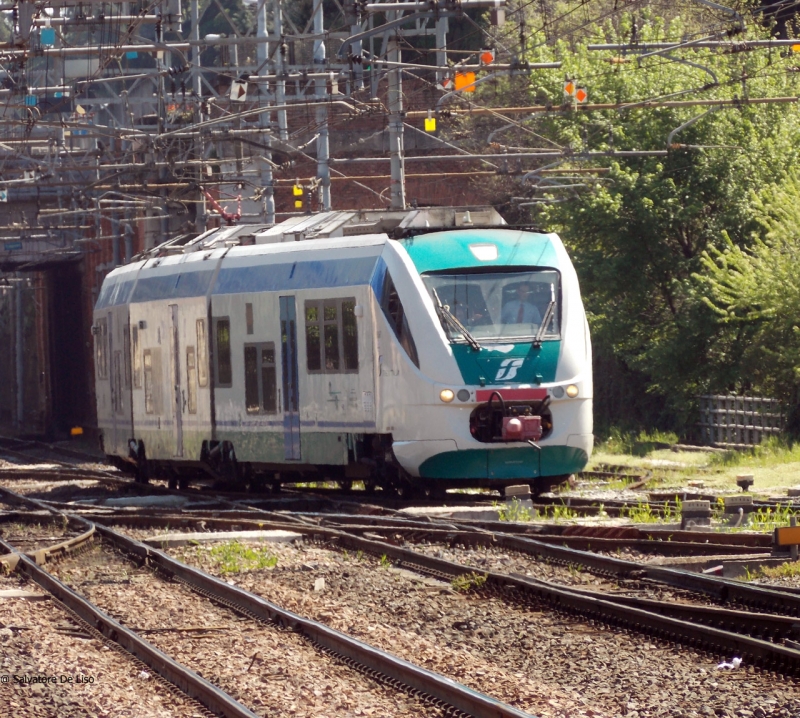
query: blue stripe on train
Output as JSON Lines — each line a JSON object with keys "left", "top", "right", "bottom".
{"left": 214, "top": 257, "right": 379, "bottom": 294}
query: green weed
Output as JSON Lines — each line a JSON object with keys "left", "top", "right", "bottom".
{"left": 756, "top": 562, "right": 800, "bottom": 579}
{"left": 596, "top": 428, "right": 679, "bottom": 456}
{"left": 748, "top": 504, "right": 798, "bottom": 533}
{"left": 496, "top": 498, "right": 535, "bottom": 522}
{"left": 451, "top": 572, "right": 488, "bottom": 593}
{"left": 549, "top": 505, "right": 579, "bottom": 522}
{"left": 708, "top": 436, "right": 800, "bottom": 469}
{"left": 208, "top": 541, "right": 278, "bottom": 575}
{"left": 379, "top": 554, "right": 391, "bottom": 568}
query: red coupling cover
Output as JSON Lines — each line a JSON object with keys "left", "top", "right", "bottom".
{"left": 502, "top": 416, "right": 542, "bottom": 441}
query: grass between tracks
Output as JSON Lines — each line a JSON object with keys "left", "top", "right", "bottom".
{"left": 590, "top": 432, "right": 800, "bottom": 495}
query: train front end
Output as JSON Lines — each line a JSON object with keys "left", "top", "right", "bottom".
{"left": 378, "top": 228, "right": 592, "bottom": 494}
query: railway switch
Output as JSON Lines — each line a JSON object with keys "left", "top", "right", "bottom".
{"left": 681, "top": 500, "right": 712, "bottom": 530}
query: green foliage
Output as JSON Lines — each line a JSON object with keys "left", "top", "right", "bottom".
{"left": 756, "top": 561, "right": 800, "bottom": 580}
{"left": 698, "top": 173, "right": 800, "bottom": 414}
{"left": 379, "top": 554, "right": 391, "bottom": 568}
{"left": 708, "top": 436, "right": 800, "bottom": 467}
{"left": 549, "top": 504, "right": 579, "bottom": 521}
{"left": 596, "top": 428, "right": 679, "bottom": 455}
{"left": 624, "top": 498, "right": 680, "bottom": 524}
{"left": 462, "top": 8, "right": 800, "bottom": 432}
{"left": 208, "top": 541, "right": 278, "bottom": 575}
{"left": 748, "top": 504, "right": 798, "bottom": 532}
{"left": 451, "top": 572, "right": 488, "bottom": 593}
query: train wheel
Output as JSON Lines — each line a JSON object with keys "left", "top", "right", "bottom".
{"left": 363, "top": 479, "right": 377, "bottom": 495}
{"left": 393, "top": 481, "right": 415, "bottom": 499}
{"left": 168, "top": 475, "right": 178, "bottom": 490}
{"left": 421, "top": 482, "right": 446, "bottom": 500}
{"left": 338, "top": 480, "right": 353, "bottom": 494}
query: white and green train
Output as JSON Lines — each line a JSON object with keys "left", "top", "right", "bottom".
{"left": 93, "top": 216, "right": 592, "bottom": 495}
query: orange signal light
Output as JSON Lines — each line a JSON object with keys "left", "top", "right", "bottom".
{"left": 454, "top": 71, "right": 477, "bottom": 92}
{"left": 480, "top": 48, "right": 495, "bottom": 65}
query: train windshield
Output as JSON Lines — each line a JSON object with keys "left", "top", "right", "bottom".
{"left": 422, "top": 269, "right": 561, "bottom": 343}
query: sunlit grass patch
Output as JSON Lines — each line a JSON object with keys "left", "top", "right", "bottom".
{"left": 207, "top": 540, "right": 278, "bottom": 574}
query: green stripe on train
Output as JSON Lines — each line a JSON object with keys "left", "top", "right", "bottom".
{"left": 450, "top": 340, "right": 560, "bottom": 386}
{"left": 399, "top": 229, "right": 559, "bottom": 273}
{"left": 418, "top": 445, "right": 588, "bottom": 480}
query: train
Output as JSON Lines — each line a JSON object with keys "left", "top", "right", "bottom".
{"left": 93, "top": 209, "right": 592, "bottom": 495}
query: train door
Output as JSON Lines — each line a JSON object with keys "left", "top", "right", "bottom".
{"left": 279, "top": 296, "right": 301, "bottom": 461}
{"left": 107, "top": 311, "right": 118, "bottom": 450}
{"left": 170, "top": 304, "right": 184, "bottom": 457}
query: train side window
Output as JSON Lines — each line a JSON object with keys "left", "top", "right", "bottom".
{"left": 342, "top": 300, "right": 358, "bottom": 371}
{"left": 244, "top": 343, "right": 277, "bottom": 414}
{"left": 244, "top": 346, "right": 259, "bottom": 412}
{"left": 380, "top": 272, "right": 419, "bottom": 368}
{"left": 245, "top": 303, "right": 254, "bottom": 335}
{"left": 213, "top": 317, "right": 232, "bottom": 387}
{"left": 123, "top": 324, "right": 131, "bottom": 389}
{"left": 131, "top": 325, "right": 141, "bottom": 388}
{"left": 95, "top": 318, "right": 108, "bottom": 378}
{"left": 186, "top": 346, "right": 197, "bottom": 414}
{"left": 143, "top": 349, "right": 164, "bottom": 414}
{"left": 262, "top": 344, "right": 277, "bottom": 413}
{"left": 113, "top": 352, "right": 123, "bottom": 414}
{"left": 323, "top": 301, "right": 340, "bottom": 371}
{"left": 196, "top": 319, "right": 208, "bottom": 387}
{"left": 305, "top": 299, "right": 358, "bottom": 373}
{"left": 305, "top": 304, "right": 321, "bottom": 371}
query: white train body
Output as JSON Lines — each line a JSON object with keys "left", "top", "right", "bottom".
{"left": 94, "top": 225, "right": 592, "bottom": 493}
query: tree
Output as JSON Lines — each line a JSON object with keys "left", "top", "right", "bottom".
{"left": 456, "top": 9, "right": 800, "bottom": 434}
{"left": 698, "top": 173, "right": 800, "bottom": 429}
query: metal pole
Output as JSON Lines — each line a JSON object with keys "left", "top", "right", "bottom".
{"left": 387, "top": 13, "right": 405, "bottom": 210}
{"left": 257, "top": 0, "right": 274, "bottom": 223}
{"left": 436, "top": 16, "right": 448, "bottom": 84}
{"left": 275, "top": 0, "right": 288, "bottom": 142}
{"left": 15, "top": 279, "right": 23, "bottom": 429}
{"left": 191, "top": 0, "right": 206, "bottom": 232}
{"left": 347, "top": 0, "right": 364, "bottom": 91}
{"left": 313, "top": 0, "right": 331, "bottom": 211}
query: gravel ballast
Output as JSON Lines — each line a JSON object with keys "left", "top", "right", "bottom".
{"left": 163, "top": 535, "right": 800, "bottom": 718}
{"left": 49, "top": 543, "right": 439, "bottom": 718}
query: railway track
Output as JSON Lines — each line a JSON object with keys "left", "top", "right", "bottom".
{"left": 0, "top": 491, "right": 537, "bottom": 718}
{"left": 152, "top": 529, "right": 800, "bottom": 717}
{"left": 4, "top": 480, "right": 800, "bottom": 714}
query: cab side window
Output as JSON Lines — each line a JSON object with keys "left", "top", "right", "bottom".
{"left": 380, "top": 272, "right": 419, "bottom": 368}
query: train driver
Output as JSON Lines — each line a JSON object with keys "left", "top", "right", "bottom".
{"left": 501, "top": 282, "right": 542, "bottom": 325}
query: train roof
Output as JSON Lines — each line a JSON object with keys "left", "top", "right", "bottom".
{"left": 95, "top": 225, "right": 568, "bottom": 310}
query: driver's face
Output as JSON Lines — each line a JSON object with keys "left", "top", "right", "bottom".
{"left": 517, "top": 285, "right": 530, "bottom": 300}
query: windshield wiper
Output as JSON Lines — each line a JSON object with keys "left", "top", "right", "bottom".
{"left": 533, "top": 283, "right": 556, "bottom": 348}
{"left": 431, "top": 288, "right": 481, "bottom": 351}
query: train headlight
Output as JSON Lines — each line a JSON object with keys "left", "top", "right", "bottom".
{"left": 439, "top": 389, "right": 455, "bottom": 403}
{"left": 566, "top": 384, "right": 579, "bottom": 398}
{"left": 457, "top": 389, "right": 470, "bottom": 402}
{"left": 551, "top": 386, "right": 565, "bottom": 399}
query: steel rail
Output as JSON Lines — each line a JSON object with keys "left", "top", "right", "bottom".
{"left": 298, "top": 529, "right": 800, "bottom": 674}
{"left": 17, "top": 482, "right": 800, "bottom": 671}
{"left": 530, "top": 577, "right": 800, "bottom": 643}
{"left": 90, "top": 521, "right": 536, "bottom": 718}
{"left": 0, "top": 486, "right": 536, "bottom": 718}
{"left": 0, "top": 535, "right": 262, "bottom": 718}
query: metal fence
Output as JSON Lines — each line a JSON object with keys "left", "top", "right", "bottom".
{"left": 696, "top": 395, "right": 785, "bottom": 447}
